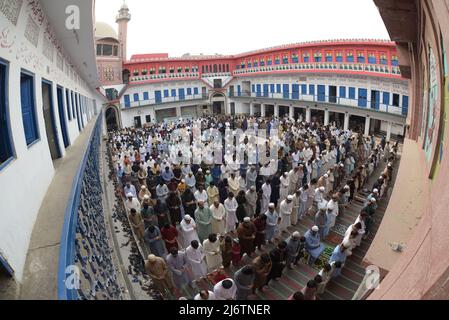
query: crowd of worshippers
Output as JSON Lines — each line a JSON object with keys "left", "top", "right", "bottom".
{"left": 108, "top": 115, "right": 399, "bottom": 300}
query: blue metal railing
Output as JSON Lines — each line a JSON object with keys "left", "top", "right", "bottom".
{"left": 231, "top": 92, "right": 408, "bottom": 116}
{"left": 58, "top": 112, "right": 122, "bottom": 300}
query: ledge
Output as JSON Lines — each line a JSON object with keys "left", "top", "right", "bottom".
{"left": 363, "top": 139, "right": 426, "bottom": 274}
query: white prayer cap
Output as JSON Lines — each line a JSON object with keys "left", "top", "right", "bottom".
{"left": 373, "top": 189, "right": 379, "bottom": 193}
{"left": 293, "top": 231, "right": 301, "bottom": 238}
{"left": 148, "top": 254, "right": 157, "bottom": 262}
{"left": 250, "top": 186, "right": 256, "bottom": 191}
{"left": 312, "top": 226, "right": 319, "bottom": 232}
{"left": 324, "top": 174, "right": 329, "bottom": 178}
{"left": 144, "top": 195, "right": 150, "bottom": 200}
{"left": 206, "top": 170, "right": 211, "bottom": 174}
{"left": 287, "top": 195, "right": 294, "bottom": 201}
{"left": 141, "top": 185, "right": 146, "bottom": 190}
{"left": 184, "top": 215, "right": 192, "bottom": 220}
{"left": 344, "top": 185, "right": 350, "bottom": 190}
{"left": 269, "top": 203, "right": 275, "bottom": 209}
{"left": 198, "top": 168, "right": 203, "bottom": 172}
{"left": 126, "top": 193, "right": 133, "bottom": 198}
{"left": 340, "top": 163, "right": 344, "bottom": 167}
{"left": 181, "top": 179, "right": 186, "bottom": 183}
{"left": 244, "top": 217, "right": 251, "bottom": 223}
{"left": 370, "top": 198, "right": 377, "bottom": 203}
{"left": 388, "top": 163, "right": 392, "bottom": 167}
{"left": 319, "top": 187, "right": 325, "bottom": 192}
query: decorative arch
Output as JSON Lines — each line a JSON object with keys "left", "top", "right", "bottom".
{"left": 104, "top": 104, "right": 121, "bottom": 132}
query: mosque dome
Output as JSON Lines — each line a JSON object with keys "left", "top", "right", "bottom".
{"left": 95, "top": 22, "right": 118, "bottom": 40}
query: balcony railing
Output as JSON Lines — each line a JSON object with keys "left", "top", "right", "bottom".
{"left": 129, "top": 72, "right": 200, "bottom": 83}
{"left": 201, "top": 72, "right": 232, "bottom": 78}
{"left": 122, "top": 93, "right": 208, "bottom": 109}
{"left": 233, "top": 62, "right": 401, "bottom": 77}
{"left": 231, "top": 92, "right": 407, "bottom": 116}
{"left": 58, "top": 113, "right": 123, "bottom": 300}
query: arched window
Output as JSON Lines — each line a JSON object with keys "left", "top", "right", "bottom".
{"left": 219, "top": 64, "right": 222, "bottom": 72}
{"left": 213, "top": 64, "right": 217, "bottom": 73}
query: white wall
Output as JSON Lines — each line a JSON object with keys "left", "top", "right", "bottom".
{"left": 121, "top": 80, "right": 207, "bottom": 107}
{"left": 231, "top": 73, "right": 410, "bottom": 113}
{"left": 0, "top": 1, "right": 103, "bottom": 282}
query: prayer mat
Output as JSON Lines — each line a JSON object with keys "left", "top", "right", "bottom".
{"left": 326, "top": 231, "right": 343, "bottom": 245}
{"left": 299, "top": 244, "right": 335, "bottom": 272}
{"left": 331, "top": 223, "right": 347, "bottom": 236}
{"left": 205, "top": 268, "right": 229, "bottom": 286}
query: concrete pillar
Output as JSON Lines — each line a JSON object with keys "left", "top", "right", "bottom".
{"left": 324, "top": 109, "right": 330, "bottom": 126}
{"left": 261, "top": 104, "right": 266, "bottom": 117}
{"left": 274, "top": 104, "right": 279, "bottom": 118}
{"left": 306, "top": 107, "right": 311, "bottom": 123}
{"left": 289, "top": 106, "right": 294, "bottom": 119}
{"left": 344, "top": 112, "right": 350, "bottom": 131}
{"left": 386, "top": 122, "right": 392, "bottom": 141}
{"left": 227, "top": 102, "right": 232, "bottom": 114}
{"left": 176, "top": 106, "right": 182, "bottom": 117}
{"left": 249, "top": 103, "right": 254, "bottom": 116}
{"left": 364, "top": 116, "right": 371, "bottom": 136}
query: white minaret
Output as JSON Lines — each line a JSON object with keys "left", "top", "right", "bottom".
{"left": 116, "top": 0, "right": 131, "bottom": 62}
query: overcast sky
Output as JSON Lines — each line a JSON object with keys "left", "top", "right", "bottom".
{"left": 95, "top": 0, "right": 390, "bottom": 58}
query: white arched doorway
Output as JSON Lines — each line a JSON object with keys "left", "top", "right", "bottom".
{"left": 209, "top": 92, "right": 227, "bottom": 114}
{"left": 105, "top": 105, "right": 121, "bottom": 132}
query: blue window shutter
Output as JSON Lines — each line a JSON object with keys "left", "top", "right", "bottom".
{"left": 270, "top": 84, "right": 275, "bottom": 93}
{"left": 143, "top": 92, "right": 149, "bottom": 100}
{"left": 358, "top": 88, "right": 367, "bottom": 107}
{"left": 349, "top": 87, "right": 356, "bottom": 99}
{"left": 0, "top": 62, "right": 13, "bottom": 164}
{"left": 402, "top": 95, "right": 409, "bottom": 115}
{"left": 193, "top": 87, "right": 199, "bottom": 95}
{"left": 301, "top": 84, "right": 307, "bottom": 94}
{"left": 124, "top": 94, "right": 131, "bottom": 108}
{"left": 317, "top": 85, "right": 325, "bottom": 101}
{"left": 309, "top": 85, "right": 315, "bottom": 96}
{"left": 237, "top": 85, "right": 241, "bottom": 96}
{"left": 179, "top": 88, "right": 185, "bottom": 100}
{"left": 252, "top": 85, "right": 255, "bottom": 93}
{"left": 20, "top": 73, "right": 38, "bottom": 145}
{"left": 133, "top": 93, "right": 139, "bottom": 101}
{"left": 339, "top": 86, "right": 346, "bottom": 98}
{"left": 187, "top": 88, "right": 192, "bottom": 95}
{"left": 283, "top": 84, "right": 290, "bottom": 99}
{"left": 292, "top": 84, "right": 299, "bottom": 99}
{"left": 155, "top": 91, "right": 162, "bottom": 103}
{"left": 164, "top": 90, "right": 169, "bottom": 98}
{"left": 276, "top": 84, "right": 281, "bottom": 93}
{"left": 171, "top": 89, "right": 176, "bottom": 97}
{"left": 383, "top": 92, "right": 390, "bottom": 105}
{"left": 65, "top": 89, "right": 71, "bottom": 120}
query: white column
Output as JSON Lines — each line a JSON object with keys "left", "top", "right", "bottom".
{"left": 261, "top": 104, "right": 266, "bottom": 117}
{"left": 324, "top": 109, "right": 330, "bottom": 126}
{"left": 176, "top": 106, "right": 182, "bottom": 117}
{"left": 306, "top": 107, "right": 311, "bottom": 123}
{"left": 227, "top": 102, "right": 232, "bottom": 114}
{"left": 386, "top": 122, "right": 392, "bottom": 141}
{"left": 344, "top": 112, "right": 350, "bottom": 131}
{"left": 249, "top": 103, "right": 254, "bottom": 116}
{"left": 274, "top": 104, "right": 279, "bottom": 118}
{"left": 289, "top": 106, "right": 294, "bottom": 119}
{"left": 364, "top": 116, "right": 371, "bottom": 136}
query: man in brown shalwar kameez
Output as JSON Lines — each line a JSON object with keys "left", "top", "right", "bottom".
{"left": 144, "top": 254, "right": 174, "bottom": 294}
{"left": 237, "top": 217, "right": 256, "bottom": 258}
{"left": 129, "top": 208, "right": 145, "bottom": 243}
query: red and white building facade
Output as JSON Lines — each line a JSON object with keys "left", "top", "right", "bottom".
{"left": 99, "top": 6, "right": 410, "bottom": 139}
